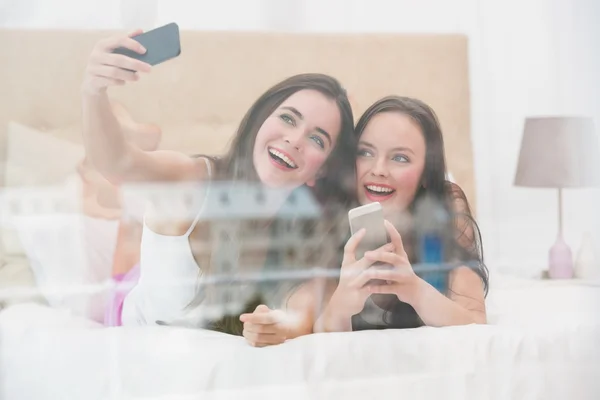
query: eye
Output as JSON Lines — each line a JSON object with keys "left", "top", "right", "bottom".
{"left": 310, "top": 135, "right": 325, "bottom": 149}
{"left": 279, "top": 113, "right": 296, "bottom": 126}
{"left": 357, "top": 148, "right": 373, "bottom": 157}
{"left": 392, "top": 154, "right": 410, "bottom": 163}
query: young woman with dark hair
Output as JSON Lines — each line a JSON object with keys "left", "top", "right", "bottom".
{"left": 316, "top": 96, "right": 489, "bottom": 332}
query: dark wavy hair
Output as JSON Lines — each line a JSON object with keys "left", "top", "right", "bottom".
{"left": 353, "top": 95, "right": 489, "bottom": 329}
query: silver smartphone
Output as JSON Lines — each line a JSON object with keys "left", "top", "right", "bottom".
{"left": 348, "top": 202, "right": 389, "bottom": 260}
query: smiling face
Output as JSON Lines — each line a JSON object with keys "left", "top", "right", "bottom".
{"left": 252, "top": 89, "right": 342, "bottom": 188}
{"left": 356, "top": 111, "right": 426, "bottom": 216}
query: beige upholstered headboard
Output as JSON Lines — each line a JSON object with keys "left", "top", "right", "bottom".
{"left": 0, "top": 29, "right": 475, "bottom": 211}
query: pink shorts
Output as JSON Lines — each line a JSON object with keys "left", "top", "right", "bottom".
{"left": 103, "top": 264, "right": 141, "bottom": 326}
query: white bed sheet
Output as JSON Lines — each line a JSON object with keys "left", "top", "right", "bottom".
{"left": 1, "top": 273, "right": 599, "bottom": 399}
{"left": 1, "top": 290, "right": 599, "bottom": 400}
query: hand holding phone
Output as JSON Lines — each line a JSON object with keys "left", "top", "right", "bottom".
{"left": 348, "top": 202, "right": 389, "bottom": 259}
{"left": 348, "top": 202, "right": 391, "bottom": 285}
{"left": 112, "top": 23, "right": 181, "bottom": 67}
{"left": 82, "top": 23, "right": 181, "bottom": 95}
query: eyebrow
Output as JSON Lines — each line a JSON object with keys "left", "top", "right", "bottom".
{"left": 358, "top": 140, "right": 415, "bottom": 154}
{"left": 281, "top": 106, "right": 332, "bottom": 146}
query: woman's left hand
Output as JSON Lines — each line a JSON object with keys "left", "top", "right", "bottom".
{"left": 363, "top": 220, "right": 421, "bottom": 303}
{"left": 240, "top": 305, "right": 289, "bottom": 347}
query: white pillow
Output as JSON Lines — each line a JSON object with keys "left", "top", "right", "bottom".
{"left": 1, "top": 122, "right": 121, "bottom": 321}
{"left": 2, "top": 180, "right": 120, "bottom": 322}
{"left": 2, "top": 121, "right": 84, "bottom": 257}
{"left": 11, "top": 212, "right": 119, "bottom": 323}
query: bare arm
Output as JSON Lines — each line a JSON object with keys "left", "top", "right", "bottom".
{"left": 313, "top": 282, "right": 353, "bottom": 333}
{"left": 364, "top": 208, "right": 488, "bottom": 328}
{"left": 318, "top": 271, "right": 486, "bottom": 331}
{"left": 81, "top": 30, "right": 199, "bottom": 184}
{"left": 82, "top": 92, "right": 199, "bottom": 183}
{"left": 407, "top": 184, "right": 487, "bottom": 326}
{"left": 313, "top": 229, "right": 389, "bottom": 333}
{"left": 240, "top": 279, "right": 336, "bottom": 346}
{"left": 408, "top": 267, "right": 487, "bottom": 327}
{"left": 283, "top": 279, "right": 333, "bottom": 338}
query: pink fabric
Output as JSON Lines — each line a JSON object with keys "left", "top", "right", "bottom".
{"left": 103, "top": 264, "right": 141, "bottom": 326}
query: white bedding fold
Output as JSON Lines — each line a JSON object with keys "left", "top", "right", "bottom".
{"left": 1, "top": 303, "right": 599, "bottom": 400}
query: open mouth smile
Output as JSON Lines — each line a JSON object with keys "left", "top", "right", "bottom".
{"left": 364, "top": 183, "right": 396, "bottom": 201}
{"left": 268, "top": 147, "right": 298, "bottom": 170}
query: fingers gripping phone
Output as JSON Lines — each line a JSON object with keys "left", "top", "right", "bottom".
{"left": 348, "top": 202, "right": 389, "bottom": 259}
{"left": 113, "top": 22, "right": 181, "bottom": 66}
{"left": 348, "top": 202, "right": 390, "bottom": 284}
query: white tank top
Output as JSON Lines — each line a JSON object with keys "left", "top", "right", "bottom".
{"left": 121, "top": 158, "right": 213, "bottom": 326}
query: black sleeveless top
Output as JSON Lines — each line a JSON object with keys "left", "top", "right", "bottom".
{"left": 352, "top": 295, "right": 424, "bottom": 331}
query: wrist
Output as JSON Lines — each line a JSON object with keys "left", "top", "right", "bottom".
{"left": 404, "top": 276, "right": 432, "bottom": 311}
{"left": 81, "top": 85, "right": 108, "bottom": 97}
{"left": 317, "top": 292, "right": 353, "bottom": 332}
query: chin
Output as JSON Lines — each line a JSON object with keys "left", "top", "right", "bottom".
{"left": 256, "top": 171, "right": 278, "bottom": 187}
{"left": 256, "top": 170, "right": 289, "bottom": 189}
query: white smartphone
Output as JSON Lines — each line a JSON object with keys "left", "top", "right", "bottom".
{"left": 348, "top": 202, "right": 389, "bottom": 259}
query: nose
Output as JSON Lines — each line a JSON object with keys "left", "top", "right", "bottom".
{"left": 370, "top": 157, "right": 389, "bottom": 177}
{"left": 284, "top": 128, "right": 305, "bottom": 150}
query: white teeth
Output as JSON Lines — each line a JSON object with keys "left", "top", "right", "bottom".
{"left": 366, "top": 185, "right": 394, "bottom": 193}
{"left": 269, "top": 148, "right": 297, "bottom": 168}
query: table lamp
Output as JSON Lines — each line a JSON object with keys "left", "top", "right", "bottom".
{"left": 514, "top": 116, "right": 600, "bottom": 279}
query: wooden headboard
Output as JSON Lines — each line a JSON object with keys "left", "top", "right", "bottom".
{"left": 0, "top": 29, "right": 476, "bottom": 212}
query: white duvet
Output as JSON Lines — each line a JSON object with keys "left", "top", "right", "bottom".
{"left": 1, "top": 278, "right": 599, "bottom": 400}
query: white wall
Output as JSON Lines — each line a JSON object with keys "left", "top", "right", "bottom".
{"left": 3, "top": 0, "right": 599, "bottom": 277}
{"left": 474, "top": 0, "right": 600, "bottom": 276}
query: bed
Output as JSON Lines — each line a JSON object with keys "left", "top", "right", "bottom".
{"left": 1, "top": 28, "right": 599, "bottom": 399}
{"left": 1, "top": 280, "right": 599, "bottom": 399}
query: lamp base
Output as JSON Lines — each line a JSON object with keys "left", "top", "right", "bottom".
{"left": 548, "top": 235, "right": 574, "bottom": 279}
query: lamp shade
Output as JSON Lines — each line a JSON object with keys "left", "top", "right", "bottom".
{"left": 514, "top": 116, "right": 600, "bottom": 188}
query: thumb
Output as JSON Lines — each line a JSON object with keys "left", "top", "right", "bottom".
{"left": 254, "top": 304, "right": 270, "bottom": 313}
{"left": 239, "top": 304, "right": 271, "bottom": 323}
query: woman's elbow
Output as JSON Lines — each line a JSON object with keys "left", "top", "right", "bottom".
{"left": 469, "top": 310, "right": 487, "bottom": 325}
